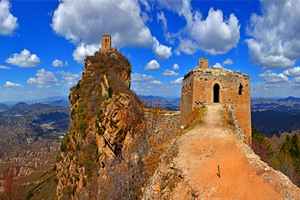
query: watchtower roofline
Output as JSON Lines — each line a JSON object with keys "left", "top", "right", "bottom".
{"left": 184, "top": 67, "right": 249, "bottom": 81}
{"left": 102, "top": 35, "right": 111, "bottom": 51}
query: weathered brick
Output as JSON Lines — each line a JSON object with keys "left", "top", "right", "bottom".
{"left": 102, "top": 35, "right": 111, "bottom": 51}
{"left": 180, "top": 60, "right": 251, "bottom": 144}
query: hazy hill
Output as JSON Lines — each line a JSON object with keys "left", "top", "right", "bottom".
{"left": 140, "top": 95, "right": 181, "bottom": 111}
{"left": 251, "top": 96, "right": 300, "bottom": 136}
{"left": 0, "top": 103, "right": 9, "bottom": 112}
{"left": 48, "top": 100, "right": 70, "bottom": 108}
{"left": 0, "top": 102, "right": 69, "bottom": 158}
{"left": 251, "top": 110, "right": 300, "bottom": 137}
{"left": 278, "top": 96, "right": 300, "bottom": 102}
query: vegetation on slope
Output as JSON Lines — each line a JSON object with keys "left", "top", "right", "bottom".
{"left": 252, "top": 125, "right": 300, "bottom": 186}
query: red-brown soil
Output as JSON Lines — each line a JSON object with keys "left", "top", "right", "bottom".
{"left": 171, "top": 104, "right": 300, "bottom": 200}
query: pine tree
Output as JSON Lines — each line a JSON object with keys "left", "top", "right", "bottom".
{"left": 290, "top": 134, "right": 300, "bottom": 159}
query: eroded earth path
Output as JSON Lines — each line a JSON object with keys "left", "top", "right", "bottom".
{"left": 169, "top": 104, "right": 300, "bottom": 200}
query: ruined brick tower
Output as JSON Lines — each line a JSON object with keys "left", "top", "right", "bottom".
{"left": 199, "top": 57, "right": 209, "bottom": 69}
{"left": 102, "top": 35, "right": 111, "bottom": 51}
{"left": 180, "top": 58, "right": 251, "bottom": 144}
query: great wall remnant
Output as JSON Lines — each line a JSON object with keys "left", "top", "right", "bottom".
{"left": 180, "top": 58, "right": 252, "bottom": 144}
{"left": 101, "top": 35, "right": 111, "bottom": 51}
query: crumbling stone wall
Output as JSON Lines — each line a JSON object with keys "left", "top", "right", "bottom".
{"left": 180, "top": 65, "right": 251, "bottom": 144}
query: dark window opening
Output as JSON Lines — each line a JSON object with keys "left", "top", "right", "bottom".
{"left": 105, "top": 39, "right": 107, "bottom": 42}
{"left": 213, "top": 84, "right": 220, "bottom": 103}
{"left": 239, "top": 84, "right": 243, "bottom": 95}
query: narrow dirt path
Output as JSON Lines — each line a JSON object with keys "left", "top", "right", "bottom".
{"left": 171, "top": 104, "right": 300, "bottom": 200}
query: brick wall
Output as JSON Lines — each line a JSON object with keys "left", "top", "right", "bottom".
{"left": 180, "top": 67, "right": 251, "bottom": 144}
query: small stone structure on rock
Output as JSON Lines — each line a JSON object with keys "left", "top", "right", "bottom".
{"left": 180, "top": 57, "right": 251, "bottom": 144}
{"left": 101, "top": 35, "right": 111, "bottom": 51}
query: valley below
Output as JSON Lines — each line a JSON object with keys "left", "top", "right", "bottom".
{"left": 0, "top": 101, "right": 70, "bottom": 198}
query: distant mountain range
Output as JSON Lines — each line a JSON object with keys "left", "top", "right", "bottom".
{"left": 0, "top": 96, "right": 69, "bottom": 106}
{"left": 2, "top": 95, "right": 300, "bottom": 137}
{"left": 278, "top": 96, "right": 300, "bottom": 102}
{"left": 139, "top": 95, "right": 181, "bottom": 111}
{"left": 251, "top": 96, "right": 300, "bottom": 136}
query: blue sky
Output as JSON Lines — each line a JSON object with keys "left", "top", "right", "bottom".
{"left": 1, "top": 0, "right": 300, "bottom": 102}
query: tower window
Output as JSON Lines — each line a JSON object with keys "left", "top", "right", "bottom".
{"left": 239, "top": 84, "right": 243, "bottom": 95}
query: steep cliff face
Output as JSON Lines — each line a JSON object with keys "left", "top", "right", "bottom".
{"left": 56, "top": 49, "right": 146, "bottom": 199}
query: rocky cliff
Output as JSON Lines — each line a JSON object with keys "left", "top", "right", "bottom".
{"left": 56, "top": 49, "right": 146, "bottom": 199}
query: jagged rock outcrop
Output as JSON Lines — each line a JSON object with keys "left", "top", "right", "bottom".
{"left": 56, "top": 49, "right": 145, "bottom": 199}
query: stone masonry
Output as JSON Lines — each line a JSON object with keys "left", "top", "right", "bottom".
{"left": 101, "top": 35, "right": 111, "bottom": 51}
{"left": 180, "top": 58, "right": 252, "bottom": 144}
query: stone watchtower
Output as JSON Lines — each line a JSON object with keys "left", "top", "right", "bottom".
{"left": 180, "top": 58, "right": 251, "bottom": 144}
{"left": 199, "top": 57, "right": 209, "bottom": 69}
{"left": 102, "top": 35, "right": 111, "bottom": 51}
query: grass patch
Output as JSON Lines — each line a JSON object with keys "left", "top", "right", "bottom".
{"left": 219, "top": 106, "right": 234, "bottom": 129}
{"left": 184, "top": 108, "right": 206, "bottom": 130}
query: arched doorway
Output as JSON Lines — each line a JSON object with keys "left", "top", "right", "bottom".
{"left": 213, "top": 84, "right": 220, "bottom": 103}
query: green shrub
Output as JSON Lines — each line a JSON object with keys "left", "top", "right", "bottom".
{"left": 61, "top": 140, "right": 67, "bottom": 152}
{"left": 76, "top": 83, "right": 80, "bottom": 90}
{"left": 56, "top": 154, "right": 63, "bottom": 162}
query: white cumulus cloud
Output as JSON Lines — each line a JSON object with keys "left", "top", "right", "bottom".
{"left": 0, "top": 0, "right": 18, "bottom": 35}
{"left": 157, "top": 11, "right": 167, "bottom": 31}
{"left": 4, "top": 81, "right": 23, "bottom": 88}
{"left": 152, "top": 37, "right": 172, "bottom": 60}
{"left": 212, "top": 63, "right": 223, "bottom": 68}
{"left": 52, "top": 59, "right": 68, "bottom": 67}
{"left": 145, "top": 60, "right": 160, "bottom": 71}
{"left": 51, "top": 0, "right": 153, "bottom": 64}
{"left": 158, "top": 0, "right": 240, "bottom": 56}
{"left": 150, "top": 80, "right": 164, "bottom": 85}
{"left": 5, "top": 49, "right": 41, "bottom": 67}
{"left": 246, "top": 0, "right": 300, "bottom": 70}
{"left": 131, "top": 73, "right": 154, "bottom": 82}
{"left": 173, "top": 64, "right": 179, "bottom": 71}
{"left": 72, "top": 43, "right": 100, "bottom": 65}
{"left": 27, "top": 69, "right": 58, "bottom": 87}
{"left": 187, "top": 8, "right": 240, "bottom": 55}
{"left": 0, "top": 65, "right": 10, "bottom": 69}
{"left": 294, "top": 77, "right": 300, "bottom": 83}
{"left": 222, "top": 59, "right": 233, "bottom": 66}
{"left": 56, "top": 71, "right": 80, "bottom": 87}
{"left": 283, "top": 66, "right": 300, "bottom": 77}
{"left": 170, "top": 77, "right": 183, "bottom": 85}
{"left": 162, "top": 69, "right": 179, "bottom": 76}
{"left": 259, "top": 70, "right": 289, "bottom": 83}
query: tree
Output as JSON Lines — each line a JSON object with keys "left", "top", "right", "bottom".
{"left": 252, "top": 133, "right": 274, "bottom": 165}
{"left": 252, "top": 124, "right": 261, "bottom": 136}
{"left": 290, "top": 134, "right": 300, "bottom": 159}
{"left": 1, "top": 166, "right": 25, "bottom": 200}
